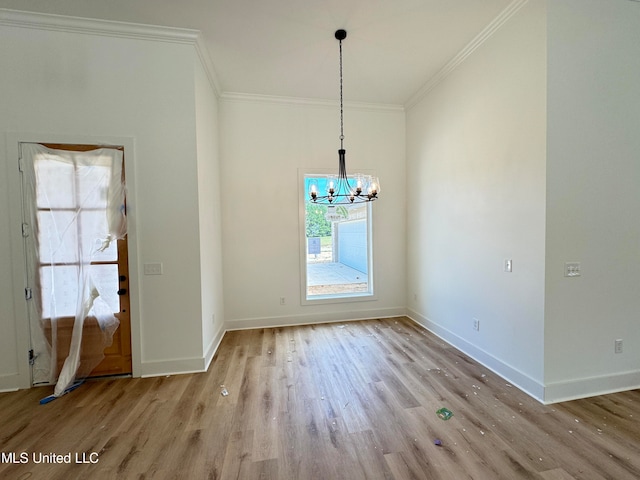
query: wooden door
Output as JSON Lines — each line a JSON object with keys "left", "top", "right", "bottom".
{"left": 29, "top": 143, "right": 132, "bottom": 380}
{"left": 42, "top": 237, "right": 132, "bottom": 378}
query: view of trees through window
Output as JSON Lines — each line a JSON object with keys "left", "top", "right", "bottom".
{"left": 304, "top": 176, "right": 372, "bottom": 300}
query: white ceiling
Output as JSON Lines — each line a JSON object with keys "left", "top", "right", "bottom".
{"left": 0, "top": 0, "right": 513, "bottom": 105}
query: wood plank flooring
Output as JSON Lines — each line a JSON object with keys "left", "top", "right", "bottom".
{"left": 1, "top": 317, "right": 639, "bottom": 479}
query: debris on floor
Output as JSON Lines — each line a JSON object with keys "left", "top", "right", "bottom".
{"left": 436, "top": 407, "right": 454, "bottom": 420}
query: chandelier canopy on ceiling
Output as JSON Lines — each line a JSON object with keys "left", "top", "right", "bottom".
{"left": 308, "top": 29, "right": 380, "bottom": 205}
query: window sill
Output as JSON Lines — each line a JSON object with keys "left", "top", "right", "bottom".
{"left": 301, "top": 291, "right": 377, "bottom": 306}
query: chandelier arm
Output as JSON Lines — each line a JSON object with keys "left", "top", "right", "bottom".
{"left": 310, "top": 193, "right": 376, "bottom": 205}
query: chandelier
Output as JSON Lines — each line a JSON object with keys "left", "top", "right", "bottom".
{"left": 308, "top": 29, "right": 380, "bottom": 205}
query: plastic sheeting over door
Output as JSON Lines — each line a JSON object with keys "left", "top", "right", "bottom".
{"left": 20, "top": 143, "right": 127, "bottom": 397}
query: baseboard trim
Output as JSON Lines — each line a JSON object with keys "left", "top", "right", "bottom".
{"left": 0, "top": 372, "right": 30, "bottom": 392}
{"left": 139, "top": 357, "right": 208, "bottom": 378}
{"left": 204, "top": 323, "right": 226, "bottom": 371}
{"left": 544, "top": 370, "right": 640, "bottom": 404}
{"left": 406, "top": 310, "right": 640, "bottom": 404}
{"left": 406, "top": 309, "right": 546, "bottom": 403}
{"left": 139, "top": 322, "right": 227, "bottom": 378}
{"left": 225, "top": 307, "right": 407, "bottom": 331}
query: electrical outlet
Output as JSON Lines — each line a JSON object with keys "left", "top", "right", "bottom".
{"left": 473, "top": 318, "right": 480, "bottom": 332}
{"left": 280, "top": 297, "right": 286, "bottom": 305}
{"left": 564, "top": 262, "right": 581, "bottom": 277}
{"left": 504, "top": 259, "right": 513, "bottom": 272}
{"left": 615, "top": 339, "right": 623, "bottom": 354}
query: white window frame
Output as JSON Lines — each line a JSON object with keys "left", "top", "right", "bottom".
{"left": 298, "top": 169, "right": 377, "bottom": 305}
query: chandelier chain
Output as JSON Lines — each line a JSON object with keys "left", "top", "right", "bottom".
{"left": 339, "top": 38, "right": 344, "bottom": 149}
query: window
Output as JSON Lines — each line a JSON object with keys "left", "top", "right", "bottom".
{"left": 301, "top": 172, "right": 374, "bottom": 303}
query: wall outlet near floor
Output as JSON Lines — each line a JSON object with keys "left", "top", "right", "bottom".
{"left": 614, "top": 339, "right": 623, "bottom": 354}
{"left": 473, "top": 318, "right": 480, "bottom": 332}
{"left": 280, "top": 297, "right": 286, "bottom": 305}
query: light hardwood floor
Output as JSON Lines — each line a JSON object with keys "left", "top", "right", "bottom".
{"left": 1, "top": 317, "right": 639, "bottom": 479}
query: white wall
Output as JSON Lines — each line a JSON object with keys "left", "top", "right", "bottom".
{"left": 194, "top": 56, "right": 226, "bottom": 365}
{"left": 405, "top": 0, "right": 547, "bottom": 399}
{"left": 0, "top": 133, "right": 23, "bottom": 390}
{"left": 544, "top": 0, "right": 640, "bottom": 401}
{"left": 220, "top": 97, "right": 406, "bottom": 327}
{"left": 0, "top": 12, "right": 222, "bottom": 389}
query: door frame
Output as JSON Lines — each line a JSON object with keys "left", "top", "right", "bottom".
{"left": 5, "top": 132, "right": 141, "bottom": 389}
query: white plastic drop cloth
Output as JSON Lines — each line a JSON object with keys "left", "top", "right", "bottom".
{"left": 20, "top": 143, "right": 127, "bottom": 397}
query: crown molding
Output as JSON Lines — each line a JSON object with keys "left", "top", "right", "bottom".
{"left": 0, "top": 8, "right": 199, "bottom": 43}
{"left": 220, "top": 92, "right": 404, "bottom": 113}
{"left": 194, "top": 34, "right": 222, "bottom": 99}
{"left": 0, "top": 8, "right": 222, "bottom": 98}
{"left": 405, "top": 0, "right": 529, "bottom": 110}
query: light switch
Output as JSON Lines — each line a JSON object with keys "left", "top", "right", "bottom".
{"left": 144, "top": 263, "right": 163, "bottom": 275}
